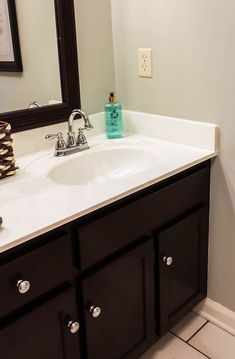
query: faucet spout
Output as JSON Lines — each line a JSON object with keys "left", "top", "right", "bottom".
{"left": 68, "top": 109, "right": 93, "bottom": 134}
{"left": 67, "top": 109, "right": 93, "bottom": 148}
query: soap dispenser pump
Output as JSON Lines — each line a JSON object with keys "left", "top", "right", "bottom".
{"left": 105, "top": 92, "right": 123, "bottom": 139}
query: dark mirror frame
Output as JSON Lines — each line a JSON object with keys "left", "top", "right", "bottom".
{"left": 0, "top": 0, "right": 81, "bottom": 133}
{"left": 0, "top": 0, "right": 23, "bottom": 72}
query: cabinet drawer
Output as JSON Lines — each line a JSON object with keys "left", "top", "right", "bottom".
{"left": 0, "top": 231, "right": 73, "bottom": 318}
{"left": 76, "top": 165, "right": 210, "bottom": 270}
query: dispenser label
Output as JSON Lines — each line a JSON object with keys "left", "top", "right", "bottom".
{"left": 111, "top": 110, "right": 119, "bottom": 119}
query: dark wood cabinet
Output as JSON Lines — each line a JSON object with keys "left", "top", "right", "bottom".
{"left": 0, "top": 289, "right": 81, "bottom": 359}
{"left": 82, "top": 240, "right": 156, "bottom": 359}
{"left": 157, "top": 206, "right": 209, "bottom": 335}
{"left": 0, "top": 161, "right": 211, "bottom": 359}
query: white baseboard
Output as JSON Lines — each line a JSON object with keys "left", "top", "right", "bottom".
{"left": 193, "top": 298, "right": 235, "bottom": 336}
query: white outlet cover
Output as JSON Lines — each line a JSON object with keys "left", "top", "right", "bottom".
{"left": 138, "top": 48, "right": 152, "bottom": 78}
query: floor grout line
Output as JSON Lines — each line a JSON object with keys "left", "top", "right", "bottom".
{"left": 186, "top": 320, "right": 209, "bottom": 343}
{"left": 170, "top": 331, "right": 212, "bottom": 359}
{"left": 171, "top": 314, "right": 235, "bottom": 359}
{"left": 187, "top": 340, "right": 213, "bottom": 359}
{"left": 193, "top": 309, "right": 235, "bottom": 338}
{"left": 146, "top": 313, "right": 235, "bottom": 359}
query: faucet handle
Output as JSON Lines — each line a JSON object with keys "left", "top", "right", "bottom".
{"left": 45, "top": 132, "right": 67, "bottom": 152}
{"left": 77, "top": 128, "right": 87, "bottom": 146}
{"left": 45, "top": 132, "right": 63, "bottom": 140}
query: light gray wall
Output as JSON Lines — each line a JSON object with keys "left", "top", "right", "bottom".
{"left": 75, "top": 0, "right": 115, "bottom": 114}
{"left": 111, "top": 0, "right": 235, "bottom": 311}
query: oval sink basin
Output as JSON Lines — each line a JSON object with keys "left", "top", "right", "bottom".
{"left": 48, "top": 147, "right": 157, "bottom": 186}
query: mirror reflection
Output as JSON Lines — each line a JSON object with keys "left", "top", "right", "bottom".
{"left": 0, "top": 0, "right": 62, "bottom": 113}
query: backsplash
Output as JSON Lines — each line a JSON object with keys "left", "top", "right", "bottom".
{"left": 12, "top": 111, "right": 218, "bottom": 158}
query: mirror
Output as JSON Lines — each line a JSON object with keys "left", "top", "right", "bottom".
{"left": 0, "top": 0, "right": 62, "bottom": 113}
{"left": 0, "top": 0, "right": 80, "bottom": 132}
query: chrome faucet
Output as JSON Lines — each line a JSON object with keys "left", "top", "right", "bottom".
{"left": 45, "top": 109, "right": 93, "bottom": 156}
{"left": 67, "top": 109, "right": 93, "bottom": 148}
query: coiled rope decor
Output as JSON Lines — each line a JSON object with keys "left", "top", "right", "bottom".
{"left": 0, "top": 121, "right": 18, "bottom": 180}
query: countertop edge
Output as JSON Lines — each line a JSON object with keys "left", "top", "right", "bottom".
{"left": 0, "top": 151, "right": 217, "bottom": 254}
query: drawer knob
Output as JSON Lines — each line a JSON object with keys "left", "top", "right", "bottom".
{"left": 163, "top": 256, "right": 173, "bottom": 266}
{"left": 17, "top": 280, "right": 31, "bottom": 294}
{"left": 89, "top": 305, "right": 102, "bottom": 318}
{"left": 68, "top": 321, "right": 80, "bottom": 334}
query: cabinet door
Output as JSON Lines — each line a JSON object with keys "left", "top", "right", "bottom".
{"left": 82, "top": 240, "right": 156, "bottom": 359}
{"left": 157, "top": 207, "right": 209, "bottom": 335}
{"left": 0, "top": 289, "right": 81, "bottom": 359}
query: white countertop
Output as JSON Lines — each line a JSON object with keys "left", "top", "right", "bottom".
{"left": 0, "top": 111, "right": 218, "bottom": 253}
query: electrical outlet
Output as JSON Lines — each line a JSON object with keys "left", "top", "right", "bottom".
{"left": 138, "top": 48, "right": 152, "bottom": 78}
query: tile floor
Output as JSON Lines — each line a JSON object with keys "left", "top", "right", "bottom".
{"left": 140, "top": 311, "right": 235, "bottom": 359}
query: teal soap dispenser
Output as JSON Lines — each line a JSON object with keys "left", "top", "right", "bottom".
{"left": 105, "top": 92, "right": 123, "bottom": 139}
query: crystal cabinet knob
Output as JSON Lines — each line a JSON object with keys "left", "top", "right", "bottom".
{"left": 163, "top": 256, "right": 173, "bottom": 266}
{"left": 68, "top": 321, "right": 80, "bottom": 334}
{"left": 89, "top": 306, "right": 102, "bottom": 318}
{"left": 17, "top": 280, "right": 31, "bottom": 294}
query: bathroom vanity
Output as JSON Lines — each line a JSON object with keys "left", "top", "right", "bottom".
{"left": 0, "top": 159, "right": 210, "bottom": 359}
{"left": 0, "top": 0, "right": 219, "bottom": 355}
{"left": 0, "top": 111, "right": 217, "bottom": 358}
